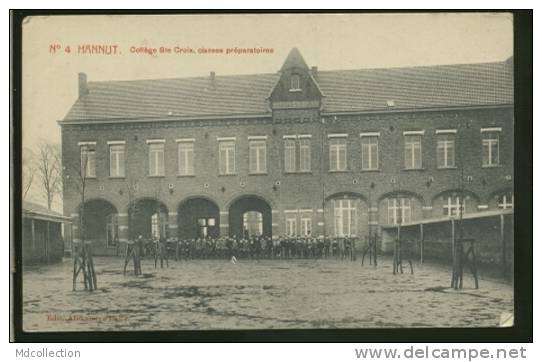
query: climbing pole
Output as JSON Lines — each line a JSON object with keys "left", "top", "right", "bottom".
{"left": 153, "top": 239, "right": 169, "bottom": 268}
{"left": 123, "top": 239, "right": 142, "bottom": 276}
{"left": 361, "top": 234, "right": 378, "bottom": 267}
{"left": 72, "top": 240, "right": 97, "bottom": 291}
{"left": 392, "top": 238, "right": 414, "bottom": 275}
{"left": 451, "top": 238, "right": 479, "bottom": 289}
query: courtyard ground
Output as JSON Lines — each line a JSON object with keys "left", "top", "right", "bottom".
{"left": 22, "top": 256, "right": 513, "bottom": 331}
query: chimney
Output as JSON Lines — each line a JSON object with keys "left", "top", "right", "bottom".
{"left": 311, "top": 66, "right": 318, "bottom": 80}
{"left": 78, "top": 72, "right": 88, "bottom": 98}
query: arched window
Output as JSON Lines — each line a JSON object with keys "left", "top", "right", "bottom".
{"left": 334, "top": 199, "right": 357, "bottom": 237}
{"left": 151, "top": 212, "right": 167, "bottom": 239}
{"left": 387, "top": 198, "right": 411, "bottom": 225}
{"left": 243, "top": 211, "right": 262, "bottom": 237}
{"left": 442, "top": 196, "right": 466, "bottom": 217}
{"left": 496, "top": 191, "right": 514, "bottom": 210}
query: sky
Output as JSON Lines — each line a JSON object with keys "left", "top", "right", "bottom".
{"left": 21, "top": 13, "right": 513, "bottom": 208}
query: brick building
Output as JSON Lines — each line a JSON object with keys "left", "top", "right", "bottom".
{"left": 59, "top": 48, "right": 514, "bottom": 255}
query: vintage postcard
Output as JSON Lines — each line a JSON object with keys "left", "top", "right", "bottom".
{"left": 18, "top": 13, "right": 514, "bottom": 333}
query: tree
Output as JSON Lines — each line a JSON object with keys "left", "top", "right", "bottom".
{"left": 37, "top": 142, "right": 62, "bottom": 210}
{"left": 22, "top": 147, "right": 36, "bottom": 200}
{"left": 64, "top": 146, "right": 97, "bottom": 290}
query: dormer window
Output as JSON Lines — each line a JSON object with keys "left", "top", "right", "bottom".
{"left": 290, "top": 74, "right": 301, "bottom": 91}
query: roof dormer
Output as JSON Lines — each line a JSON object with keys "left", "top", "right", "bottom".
{"left": 268, "top": 48, "right": 323, "bottom": 109}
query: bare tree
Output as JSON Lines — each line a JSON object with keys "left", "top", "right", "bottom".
{"left": 37, "top": 142, "right": 62, "bottom": 210}
{"left": 64, "top": 146, "right": 90, "bottom": 241}
{"left": 65, "top": 147, "right": 97, "bottom": 290}
{"left": 22, "top": 147, "right": 36, "bottom": 200}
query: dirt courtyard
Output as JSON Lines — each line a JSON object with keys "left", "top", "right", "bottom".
{"left": 22, "top": 256, "right": 513, "bottom": 331}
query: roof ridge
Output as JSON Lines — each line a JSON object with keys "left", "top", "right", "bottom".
{"left": 87, "top": 72, "right": 279, "bottom": 85}
{"left": 86, "top": 59, "right": 510, "bottom": 86}
{"left": 315, "top": 59, "right": 510, "bottom": 74}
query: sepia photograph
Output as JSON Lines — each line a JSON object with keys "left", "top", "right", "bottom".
{"left": 14, "top": 12, "right": 519, "bottom": 336}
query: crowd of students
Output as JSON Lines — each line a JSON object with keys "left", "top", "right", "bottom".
{"left": 130, "top": 235, "right": 360, "bottom": 260}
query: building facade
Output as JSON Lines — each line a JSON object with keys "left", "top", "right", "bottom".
{"left": 59, "top": 48, "right": 514, "bottom": 255}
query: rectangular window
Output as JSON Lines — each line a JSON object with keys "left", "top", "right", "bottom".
{"left": 361, "top": 136, "right": 379, "bottom": 170}
{"left": 437, "top": 134, "right": 456, "bottom": 168}
{"left": 299, "top": 138, "right": 311, "bottom": 172}
{"left": 249, "top": 140, "right": 267, "bottom": 174}
{"left": 219, "top": 140, "right": 236, "bottom": 175}
{"left": 443, "top": 196, "right": 466, "bottom": 217}
{"left": 284, "top": 139, "right": 296, "bottom": 172}
{"left": 290, "top": 74, "right": 301, "bottom": 90}
{"left": 148, "top": 143, "right": 165, "bottom": 176}
{"left": 80, "top": 145, "right": 96, "bottom": 178}
{"left": 300, "top": 214, "right": 312, "bottom": 236}
{"left": 387, "top": 198, "right": 411, "bottom": 225}
{"left": 404, "top": 135, "right": 422, "bottom": 169}
{"left": 329, "top": 138, "right": 347, "bottom": 171}
{"left": 482, "top": 131, "right": 500, "bottom": 166}
{"left": 178, "top": 141, "right": 195, "bottom": 176}
{"left": 285, "top": 214, "right": 297, "bottom": 236}
{"left": 109, "top": 144, "right": 125, "bottom": 177}
{"left": 334, "top": 199, "right": 357, "bottom": 237}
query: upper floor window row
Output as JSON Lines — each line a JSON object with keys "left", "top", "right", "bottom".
{"left": 77, "top": 128, "right": 503, "bottom": 177}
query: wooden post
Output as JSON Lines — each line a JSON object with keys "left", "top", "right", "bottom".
{"left": 46, "top": 221, "right": 50, "bottom": 263}
{"left": 31, "top": 219, "right": 35, "bottom": 250}
{"left": 500, "top": 213, "right": 506, "bottom": 278}
{"left": 420, "top": 223, "right": 424, "bottom": 264}
{"left": 451, "top": 219, "right": 456, "bottom": 260}
{"left": 393, "top": 240, "right": 398, "bottom": 275}
{"left": 373, "top": 234, "right": 377, "bottom": 267}
{"left": 450, "top": 219, "right": 456, "bottom": 288}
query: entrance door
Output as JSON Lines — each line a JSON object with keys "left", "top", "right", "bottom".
{"left": 243, "top": 211, "right": 263, "bottom": 238}
{"left": 198, "top": 217, "right": 216, "bottom": 238}
{"left": 106, "top": 214, "right": 118, "bottom": 248}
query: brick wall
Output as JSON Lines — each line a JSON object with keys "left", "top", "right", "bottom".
{"left": 61, "top": 106, "right": 513, "bottom": 253}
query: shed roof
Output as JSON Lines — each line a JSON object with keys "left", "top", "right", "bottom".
{"left": 23, "top": 201, "right": 71, "bottom": 222}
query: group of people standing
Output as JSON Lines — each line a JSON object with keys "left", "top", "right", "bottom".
{"left": 119, "top": 235, "right": 360, "bottom": 261}
{"left": 168, "top": 235, "right": 358, "bottom": 261}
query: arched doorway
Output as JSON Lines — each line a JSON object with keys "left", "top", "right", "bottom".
{"left": 129, "top": 198, "right": 168, "bottom": 240}
{"left": 177, "top": 197, "right": 220, "bottom": 240}
{"left": 79, "top": 199, "right": 118, "bottom": 248}
{"left": 228, "top": 195, "right": 272, "bottom": 238}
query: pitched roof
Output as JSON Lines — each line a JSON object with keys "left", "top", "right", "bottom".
{"left": 316, "top": 60, "right": 513, "bottom": 113}
{"left": 63, "top": 59, "right": 513, "bottom": 122}
{"left": 23, "top": 201, "right": 70, "bottom": 221}
{"left": 280, "top": 47, "right": 309, "bottom": 71}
